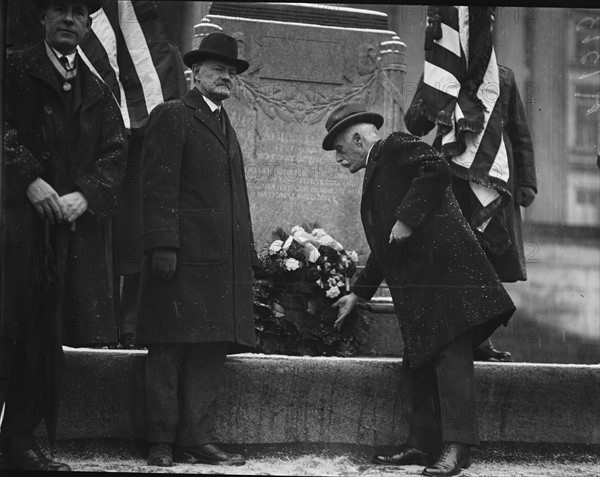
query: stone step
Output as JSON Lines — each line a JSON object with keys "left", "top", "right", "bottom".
{"left": 41, "top": 349, "right": 599, "bottom": 447}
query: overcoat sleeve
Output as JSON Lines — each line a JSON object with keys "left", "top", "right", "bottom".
{"left": 404, "top": 75, "right": 436, "bottom": 138}
{"left": 74, "top": 82, "right": 128, "bottom": 221}
{"left": 506, "top": 70, "right": 537, "bottom": 192}
{"left": 392, "top": 135, "right": 452, "bottom": 230}
{"left": 2, "top": 51, "right": 45, "bottom": 204}
{"left": 351, "top": 252, "right": 385, "bottom": 301}
{"left": 140, "top": 101, "right": 184, "bottom": 252}
{"left": 236, "top": 142, "right": 259, "bottom": 268}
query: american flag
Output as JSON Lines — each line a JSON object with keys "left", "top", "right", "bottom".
{"left": 420, "top": 6, "right": 509, "bottom": 233}
{"left": 78, "top": 0, "right": 188, "bottom": 130}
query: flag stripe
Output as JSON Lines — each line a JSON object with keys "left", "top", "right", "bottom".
{"left": 118, "top": 0, "right": 164, "bottom": 116}
{"left": 424, "top": 62, "right": 461, "bottom": 98}
{"left": 130, "top": 1, "right": 186, "bottom": 103}
{"left": 105, "top": 7, "right": 148, "bottom": 129}
{"left": 88, "top": 10, "right": 132, "bottom": 129}
{"left": 436, "top": 22, "right": 461, "bottom": 58}
{"left": 79, "top": 0, "right": 187, "bottom": 130}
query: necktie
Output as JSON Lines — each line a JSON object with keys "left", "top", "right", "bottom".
{"left": 58, "top": 57, "right": 74, "bottom": 91}
{"left": 59, "top": 56, "right": 70, "bottom": 70}
{"left": 216, "top": 108, "right": 226, "bottom": 135}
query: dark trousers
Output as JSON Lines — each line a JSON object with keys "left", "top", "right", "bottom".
{"left": 0, "top": 341, "right": 51, "bottom": 453}
{"left": 145, "top": 342, "right": 227, "bottom": 447}
{"left": 405, "top": 332, "right": 479, "bottom": 457}
{"left": 114, "top": 273, "right": 140, "bottom": 343}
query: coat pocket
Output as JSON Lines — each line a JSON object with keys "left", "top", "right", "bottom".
{"left": 179, "top": 208, "right": 227, "bottom": 266}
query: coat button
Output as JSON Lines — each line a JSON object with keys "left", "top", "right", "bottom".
{"left": 44, "top": 106, "right": 52, "bottom": 115}
{"left": 234, "top": 220, "right": 240, "bottom": 229}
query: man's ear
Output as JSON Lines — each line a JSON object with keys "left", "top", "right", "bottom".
{"left": 353, "top": 132, "right": 362, "bottom": 146}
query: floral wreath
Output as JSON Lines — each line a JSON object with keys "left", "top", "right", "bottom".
{"left": 253, "top": 224, "right": 369, "bottom": 356}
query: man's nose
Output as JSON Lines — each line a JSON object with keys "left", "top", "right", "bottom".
{"left": 63, "top": 8, "right": 75, "bottom": 23}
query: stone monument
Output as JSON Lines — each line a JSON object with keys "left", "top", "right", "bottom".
{"left": 194, "top": 3, "right": 407, "bottom": 259}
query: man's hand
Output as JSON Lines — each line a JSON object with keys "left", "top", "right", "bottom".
{"left": 389, "top": 219, "right": 413, "bottom": 244}
{"left": 152, "top": 248, "right": 177, "bottom": 280}
{"left": 26, "top": 178, "right": 64, "bottom": 224}
{"left": 332, "top": 292, "right": 360, "bottom": 331}
{"left": 515, "top": 186, "right": 536, "bottom": 207}
{"left": 60, "top": 192, "right": 88, "bottom": 223}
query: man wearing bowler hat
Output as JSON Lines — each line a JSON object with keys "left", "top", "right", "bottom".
{"left": 323, "top": 104, "right": 515, "bottom": 476}
{"left": 1, "top": 0, "right": 127, "bottom": 471}
{"left": 137, "top": 32, "right": 257, "bottom": 467}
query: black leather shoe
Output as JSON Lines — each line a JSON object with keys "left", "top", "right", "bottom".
{"left": 373, "top": 446, "right": 434, "bottom": 466}
{"left": 473, "top": 339, "right": 514, "bottom": 362}
{"left": 148, "top": 442, "right": 173, "bottom": 467}
{"left": 2, "top": 447, "right": 71, "bottom": 471}
{"left": 173, "top": 443, "right": 245, "bottom": 466}
{"left": 422, "top": 443, "right": 471, "bottom": 476}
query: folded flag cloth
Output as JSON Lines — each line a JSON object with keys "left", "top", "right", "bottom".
{"left": 420, "top": 6, "right": 510, "bottom": 249}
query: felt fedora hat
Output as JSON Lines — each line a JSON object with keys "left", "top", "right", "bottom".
{"left": 322, "top": 103, "right": 384, "bottom": 150}
{"left": 183, "top": 32, "right": 249, "bottom": 74}
{"left": 32, "top": 0, "right": 105, "bottom": 14}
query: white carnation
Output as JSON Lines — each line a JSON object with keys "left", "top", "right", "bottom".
{"left": 284, "top": 258, "right": 300, "bottom": 271}
{"left": 269, "top": 240, "right": 284, "bottom": 255}
{"left": 325, "top": 286, "right": 340, "bottom": 299}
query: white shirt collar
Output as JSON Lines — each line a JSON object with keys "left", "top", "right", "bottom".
{"left": 365, "top": 143, "right": 375, "bottom": 167}
{"left": 201, "top": 93, "right": 221, "bottom": 113}
{"left": 45, "top": 42, "right": 77, "bottom": 70}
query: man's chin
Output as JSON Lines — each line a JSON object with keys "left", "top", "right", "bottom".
{"left": 49, "top": 39, "right": 78, "bottom": 54}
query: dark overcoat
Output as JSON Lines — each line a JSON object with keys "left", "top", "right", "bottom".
{"left": 351, "top": 132, "right": 515, "bottom": 369}
{"left": 137, "top": 88, "right": 257, "bottom": 348}
{"left": 1, "top": 43, "right": 128, "bottom": 347}
{"left": 405, "top": 65, "right": 537, "bottom": 281}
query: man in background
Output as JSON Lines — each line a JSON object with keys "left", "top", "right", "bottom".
{"left": 404, "top": 6, "right": 537, "bottom": 361}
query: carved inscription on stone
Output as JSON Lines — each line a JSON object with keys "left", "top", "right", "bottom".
{"left": 260, "top": 36, "right": 344, "bottom": 84}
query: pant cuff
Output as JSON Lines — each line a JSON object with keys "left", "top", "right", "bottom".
{"left": 405, "top": 435, "right": 441, "bottom": 457}
{"left": 147, "top": 433, "right": 177, "bottom": 445}
{"left": 175, "top": 435, "right": 213, "bottom": 448}
{"left": 441, "top": 429, "right": 480, "bottom": 447}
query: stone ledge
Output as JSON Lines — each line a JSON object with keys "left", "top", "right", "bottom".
{"left": 45, "top": 349, "right": 600, "bottom": 446}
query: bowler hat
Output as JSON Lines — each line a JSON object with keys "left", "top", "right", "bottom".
{"left": 32, "top": 0, "right": 105, "bottom": 14}
{"left": 183, "top": 32, "right": 249, "bottom": 74}
{"left": 322, "top": 103, "right": 384, "bottom": 150}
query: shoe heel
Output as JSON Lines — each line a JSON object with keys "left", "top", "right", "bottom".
{"left": 462, "top": 456, "right": 471, "bottom": 469}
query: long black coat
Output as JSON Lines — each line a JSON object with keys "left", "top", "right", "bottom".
{"left": 351, "top": 133, "right": 515, "bottom": 369}
{"left": 1, "top": 43, "right": 128, "bottom": 347}
{"left": 405, "top": 66, "right": 537, "bottom": 281}
{"left": 137, "top": 88, "right": 257, "bottom": 348}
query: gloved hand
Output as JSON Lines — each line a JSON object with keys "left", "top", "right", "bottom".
{"left": 152, "top": 248, "right": 177, "bottom": 280}
{"left": 515, "top": 186, "right": 536, "bottom": 207}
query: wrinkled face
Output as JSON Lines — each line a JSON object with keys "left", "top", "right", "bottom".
{"left": 41, "top": 3, "right": 92, "bottom": 54}
{"left": 193, "top": 59, "right": 237, "bottom": 104}
{"left": 332, "top": 132, "right": 367, "bottom": 174}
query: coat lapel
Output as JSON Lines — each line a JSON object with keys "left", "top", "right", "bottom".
{"left": 24, "top": 43, "right": 103, "bottom": 114}
{"left": 362, "top": 140, "right": 383, "bottom": 196}
{"left": 184, "top": 89, "right": 228, "bottom": 149}
{"left": 24, "top": 43, "right": 64, "bottom": 97}
{"left": 221, "top": 107, "right": 239, "bottom": 155}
